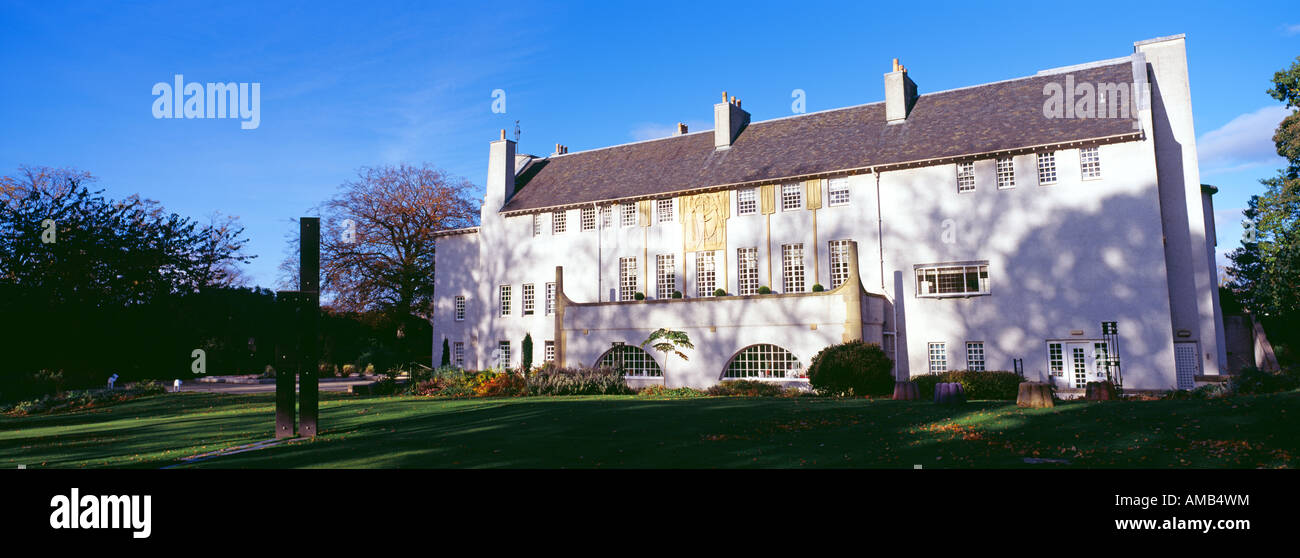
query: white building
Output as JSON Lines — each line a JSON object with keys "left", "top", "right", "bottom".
{"left": 432, "top": 34, "right": 1224, "bottom": 393}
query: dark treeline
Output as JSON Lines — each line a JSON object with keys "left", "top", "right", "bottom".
{"left": 0, "top": 166, "right": 429, "bottom": 403}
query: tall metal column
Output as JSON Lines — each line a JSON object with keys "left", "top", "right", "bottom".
{"left": 299, "top": 218, "right": 320, "bottom": 437}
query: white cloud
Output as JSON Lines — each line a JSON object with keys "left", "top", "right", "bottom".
{"left": 1197, "top": 105, "right": 1290, "bottom": 175}
{"left": 1285, "top": 24, "right": 1300, "bottom": 36}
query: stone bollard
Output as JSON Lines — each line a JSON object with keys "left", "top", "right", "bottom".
{"left": 892, "top": 381, "right": 919, "bottom": 401}
{"left": 1085, "top": 381, "right": 1117, "bottom": 401}
{"left": 934, "top": 382, "right": 966, "bottom": 404}
{"left": 1017, "top": 381, "right": 1054, "bottom": 408}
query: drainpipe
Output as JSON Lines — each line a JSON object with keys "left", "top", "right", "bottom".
{"left": 876, "top": 169, "right": 901, "bottom": 380}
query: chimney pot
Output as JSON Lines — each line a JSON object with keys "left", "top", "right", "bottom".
{"left": 500, "top": 129, "right": 506, "bottom": 141}
{"left": 722, "top": 91, "right": 728, "bottom": 103}
{"left": 675, "top": 122, "right": 688, "bottom": 135}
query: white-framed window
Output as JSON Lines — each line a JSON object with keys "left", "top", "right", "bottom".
{"left": 656, "top": 198, "right": 674, "bottom": 223}
{"left": 966, "top": 341, "right": 985, "bottom": 372}
{"left": 544, "top": 340, "right": 555, "bottom": 363}
{"left": 696, "top": 250, "right": 717, "bottom": 296}
{"left": 828, "top": 178, "right": 850, "bottom": 206}
{"left": 928, "top": 342, "right": 947, "bottom": 374}
{"left": 621, "top": 202, "right": 637, "bottom": 227}
{"left": 1072, "top": 346, "right": 1088, "bottom": 388}
{"left": 552, "top": 209, "right": 567, "bottom": 234}
{"left": 782, "top": 243, "right": 805, "bottom": 293}
{"left": 619, "top": 257, "right": 637, "bottom": 301}
{"left": 737, "top": 247, "right": 759, "bottom": 295}
{"left": 581, "top": 207, "right": 596, "bottom": 231}
{"left": 1037, "top": 151, "right": 1058, "bottom": 185}
{"left": 915, "top": 263, "right": 990, "bottom": 297}
{"left": 498, "top": 285, "right": 511, "bottom": 316}
{"left": 724, "top": 344, "right": 805, "bottom": 379}
{"left": 454, "top": 295, "right": 465, "bottom": 321}
{"left": 600, "top": 205, "right": 612, "bottom": 228}
{"left": 956, "top": 161, "right": 975, "bottom": 193}
{"left": 532, "top": 214, "right": 542, "bottom": 236}
{"left": 656, "top": 254, "right": 675, "bottom": 299}
{"left": 781, "top": 183, "right": 802, "bottom": 211}
{"left": 545, "top": 282, "right": 555, "bottom": 315}
{"left": 1080, "top": 146, "right": 1101, "bottom": 179}
{"left": 453, "top": 341, "right": 465, "bottom": 368}
{"left": 829, "top": 239, "right": 852, "bottom": 289}
{"left": 737, "top": 188, "right": 758, "bottom": 215}
{"left": 522, "top": 283, "right": 535, "bottom": 315}
{"left": 996, "top": 157, "right": 1015, "bottom": 189}
{"left": 1048, "top": 343, "right": 1064, "bottom": 376}
{"left": 497, "top": 341, "right": 511, "bottom": 369}
{"left": 598, "top": 344, "right": 663, "bottom": 377}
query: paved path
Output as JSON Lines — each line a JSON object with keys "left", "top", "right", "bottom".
{"left": 178, "top": 377, "right": 375, "bottom": 394}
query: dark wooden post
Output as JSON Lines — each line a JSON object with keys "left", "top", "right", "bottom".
{"left": 299, "top": 218, "right": 320, "bottom": 437}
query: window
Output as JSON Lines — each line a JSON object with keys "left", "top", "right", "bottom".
{"left": 829, "top": 240, "right": 852, "bottom": 289}
{"left": 915, "top": 263, "right": 990, "bottom": 297}
{"left": 619, "top": 257, "right": 637, "bottom": 301}
{"left": 1037, "top": 152, "right": 1057, "bottom": 185}
{"left": 1048, "top": 343, "right": 1064, "bottom": 376}
{"left": 737, "top": 188, "right": 757, "bottom": 215}
{"left": 781, "top": 183, "right": 802, "bottom": 211}
{"left": 453, "top": 342, "right": 465, "bottom": 368}
{"left": 724, "top": 344, "right": 805, "bottom": 379}
{"left": 656, "top": 254, "right": 675, "bottom": 299}
{"left": 966, "top": 342, "right": 985, "bottom": 372}
{"left": 532, "top": 214, "right": 542, "bottom": 236}
{"left": 454, "top": 295, "right": 465, "bottom": 321}
{"left": 1095, "top": 342, "right": 1111, "bottom": 379}
{"left": 545, "top": 282, "right": 555, "bottom": 315}
{"left": 696, "top": 250, "right": 717, "bottom": 296}
{"left": 996, "top": 157, "right": 1015, "bottom": 189}
{"left": 828, "top": 178, "right": 850, "bottom": 206}
{"left": 1080, "top": 146, "right": 1101, "bottom": 179}
{"left": 600, "top": 205, "right": 612, "bottom": 228}
{"left": 656, "top": 198, "right": 674, "bottom": 223}
{"left": 621, "top": 202, "right": 637, "bottom": 227}
{"left": 928, "top": 342, "right": 947, "bottom": 374}
{"left": 956, "top": 161, "right": 975, "bottom": 193}
{"left": 544, "top": 340, "right": 555, "bottom": 362}
{"left": 581, "top": 207, "right": 596, "bottom": 231}
{"left": 552, "top": 210, "right": 567, "bottom": 234}
{"left": 498, "top": 285, "right": 511, "bottom": 316}
{"left": 522, "top": 283, "right": 535, "bottom": 315}
{"left": 598, "top": 344, "right": 662, "bottom": 377}
{"left": 1072, "top": 346, "right": 1088, "bottom": 388}
{"left": 737, "top": 247, "right": 759, "bottom": 295}
{"left": 782, "top": 243, "right": 805, "bottom": 293}
{"left": 497, "top": 341, "right": 511, "bottom": 369}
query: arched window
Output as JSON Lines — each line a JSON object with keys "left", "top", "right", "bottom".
{"left": 723, "top": 344, "right": 805, "bottom": 380}
{"left": 596, "top": 344, "right": 663, "bottom": 377}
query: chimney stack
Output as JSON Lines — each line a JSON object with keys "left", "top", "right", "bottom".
{"left": 674, "top": 122, "right": 688, "bottom": 135}
{"left": 884, "top": 59, "right": 918, "bottom": 124}
{"left": 714, "top": 91, "right": 751, "bottom": 149}
{"left": 485, "top": 130, "right": 517, "bottom": 210}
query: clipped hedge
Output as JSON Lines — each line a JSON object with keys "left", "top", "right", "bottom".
{"left": 806, "top": 341, "right": 894, "bottom": 396}
{"left": 911, "top": 370, "right": 1022, "bottom": 400}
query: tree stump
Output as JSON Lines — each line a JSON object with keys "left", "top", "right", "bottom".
{"left": 1017, "top": 381, "right": 1054, "bottom": 408}
{"left": 934, "top": 382, "right": 966, "bottom": 404}
{"left": 1085, "top": 381, "right": 1116, "bottom": 401}
{"left": 892, "top": 381, "right": 919, "bottom": 401}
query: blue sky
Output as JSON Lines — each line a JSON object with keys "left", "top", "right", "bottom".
{"left": 2, "top": 0, "right": 1296, "bottom": 289}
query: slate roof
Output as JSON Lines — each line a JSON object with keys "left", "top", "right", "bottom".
{"left": 502, "top": 61, "right": 1141, "bottom": 214}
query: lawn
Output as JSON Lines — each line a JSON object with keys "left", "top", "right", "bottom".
{"left": 1, "top": 391, "right": 1296, "bottom": 468}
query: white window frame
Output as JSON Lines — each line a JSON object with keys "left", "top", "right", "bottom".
{"left": 1080, "top": 146, "right": 1101, "bottom": 180}
{"left": 696, "top": 250, "right": 717, "bottom": 297}
{"left": 737, "top": 188, "right": 758, "bottom": 215}
{"left": 552, "top": 209, "right": 567, "bottom": 234}
{"left": 544, "top": 340, "right": 555, "bottom": 363}
{"left": 1037, "top": 151, "right": 1058, "bottom": 185}
{"left": 545, "top": 282, "right": 555, "bottom": 315}
{"left": 656, "top": 198, "right": 674, "bottom": 223}
{"left": 498, "top": 285, "right": 511, "bottom": 316}
{"left": 966, "top": 341, "right": 985, "bottom": 372}
{"left": 829, "top": 239, "right": 852, "bottom": 289}
{"left": 828, "top": 178, "right": 850, "bottom": 206}
{"left": 723, "top": 344, "right": 806, "bottom": 380}
{"left": 619, "top": 257, "right": 637, "bottom": 301}
{"left": 1048, "top": 343, "right": 1064, "bottom": 376}
{"left": 522, "top": 283, "right": 535, "bottom": 315}
{"left": 532, "top": 214, "right": 542, "bottom": 237}
{"left": 656, "top": 254, "right": 675, "bottom": 300}
{"left": 454, "top": 295, "right": 465, "bottom": 321}
{"left": 600, "top": 205, "right": 612, "bottom": 229}
{"left": 497, "top": 341, "right": 511, "bottom": 370}
{"left": 781, "top": 183, "right": 802, "bottom": 211}
{"left": 737, "top": 247, "right": 758, "bottom": 295}
{"left": 782, "top": 243, "right": 805, "bottom": 293}
{"left": 956, "top": 161, "right": 975, "bottom": 193}
{"left": 915, "top": 262, "right": 990, "bottom": 298}
{"left": 620, "top": 202, "right": 637, "bottom": 227}
{"left": 599, "top": 344, "right": 663, "bottom": 377}
{"left": 453, "top": 341, "right": 465, "bottom": 368}
{"left": 581, "top": 206, "right": 596, "bottom": 231}
{"left": 996, "top": 157, "right": 1015, "bottom": 190}
{"left": 928, "top": 342, "right": 947, "bottom": 374}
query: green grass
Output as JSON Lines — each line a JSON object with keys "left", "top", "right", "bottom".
{"left": 1, "top": 391, "right": 1297, "bottom": 468}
